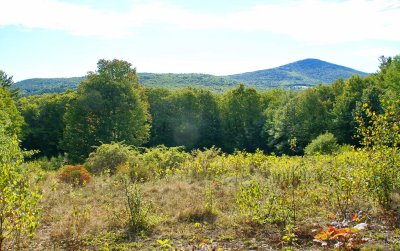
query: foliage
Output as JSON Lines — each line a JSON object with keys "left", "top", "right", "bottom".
{"left": 304, "top": 132, "right": 339, "bottom": 155}
{"left": 376, "top": 55, "right": 400, "bottom": 99}
{"left": 19, "top": 92, "right": 74, "bottom": 157}
{"left": 11, "top": 54, "right": 400, "bottom": 249}
{"left": 267, "top": 87, "right": 332, "bottom": 154}
{"left": 235, "top": 180, "right": 281, "bottom": 224}
{"left": 13, "top": 55, "right": 400, "bottom": 157}
{"left": 0, "top": 87, "right": 24, "bottom": 136}
{"left": 21, "top": 144, "right": 400, "bottom": 249}
{"left": 126, "top": 145, "right": 190, "bottom": 181}
{"left": 63, "top": 59, "right": 151, "bottom": 163}
{"left": 220, "top": 84, "right": 265, "bottom": 152}
{"left": 356, "top": 100, "right": 400, "bottom": 207}
{"left": 139, "top": 73, "right": 239, "bottom": 92}
{"left": 332, "top": 75, "right": 369, "bottom": 145}
{"left": 314, "top": 225, "right": 368, "bottom": 250}
{"left": 120, "top": 178, "right": 151, "bottom": 236}
{"left": 13, "top": 77, "right": 84, "bottom": 96}
{"left": 146, "top": 87, "right": 221, "bottom": 150}
{"left": 0, "top": 70, "right": 14, "bottom": 89}
{"left": 0, "top": 70, "right": 19, "bottom": 97}
{"left": 85, "top": 142, "right": 132, "bottom": 175}
{"left": 37, "top": 154, "right": 65, "bottom": 171}
{"left": 0, "top": 128, "right": 41, "bottom": 250}
{"left": 14, "top": 59, "right": 367, "bottom": 96}
{"left": 178, "top": 147, "right": 227, "bottom": 179}
{"left": 58, "top": 165, "right": 91, "bottom": 186}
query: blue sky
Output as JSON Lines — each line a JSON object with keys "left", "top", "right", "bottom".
{"left": 0, "top": 0, "right": 399, "bottom": 81}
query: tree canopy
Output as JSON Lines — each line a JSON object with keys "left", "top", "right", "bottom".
{"left": 12, "top": 55, "right": 400, "bottom": 159}
{"left": 62, "top": 59, "right": 150, "bottom": 163}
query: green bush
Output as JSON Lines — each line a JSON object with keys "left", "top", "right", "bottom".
{"left": 85, "top": 142, "right": 132, "bottom": 174}
{"left": 38, "top": 154, "right": 65, "bottom": 171}
{"left": 142, "top": 146, "right": 189, "bottom": 175}
{"left": 0, "top": 128, "right": 41, "bottom": 249}
{"left": 120, "top": 179, "right": 152, "bottom": 235}
{"left": 304, "top": 132, "right": 338, "bottom": 155}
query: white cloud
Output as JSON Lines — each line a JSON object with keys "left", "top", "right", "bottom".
{"left": 0, "top": 0, "right": 399, "bottom": 43}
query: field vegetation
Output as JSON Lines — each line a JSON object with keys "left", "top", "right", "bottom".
{"left": 0, "top": 56, "right": 399, "bottom": 250}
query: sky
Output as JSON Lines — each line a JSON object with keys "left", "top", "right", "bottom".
{"left": 0, "top": 0, "right": 399, "bottom": 81}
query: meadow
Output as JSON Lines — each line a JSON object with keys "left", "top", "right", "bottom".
{"left": 21, "top": 141, "right": 399, "bottom": 250}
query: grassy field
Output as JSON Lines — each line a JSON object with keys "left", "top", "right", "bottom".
{"left": 18, "top": 145, "right": 400, "bottom": 250}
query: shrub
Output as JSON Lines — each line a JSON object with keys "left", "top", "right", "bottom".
{"left": 0, "top": 129, "right": 41, "bottom": 250}
{"left": 85, "top": 142, "right": 132, "bottom": 175}
{"left": 126, "top": 146, "right": 190, "bottom": 181}
{"left": 38, "top": 154, "right": 65, "bottom": 171}
{"left": 126, "top": 153, "right": 151, "bottom": 182}
{"left": 121, "top": 179, "right": 151, "bottom": 235}
{"left": 304, "top": 132, "right": 338, "bottom": 155}
{"left": 143, "top": 145, "right": 189, "bottom": 171}
{"left": 356, "top": 100, "right": 400, "bottom": 207}
{"left": 59, "top": 165, "right": 91, "bottom": 185}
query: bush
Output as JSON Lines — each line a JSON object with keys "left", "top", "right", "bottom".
{"left": 85, "top": 142, "right": 132, "bottom": 175}
{"left": 126, "top": 146, "right": 190, "bottom": 181}
{"left": 0, "top": 129, "right": 41, "bottom": 250}
{"left": 59, "top": 165, "right": 91, "bottom": 185}
{"left": 304, "top": 132, "right": 338, "bottom": 155}
{"left": 38, "top": 154, "right": 65, "bottom": 171}
{"left": 142, "top": 145, "right": 189, "bottom": 177}
{"left": 121, "top": 179, "right": 152, "bottom": 235}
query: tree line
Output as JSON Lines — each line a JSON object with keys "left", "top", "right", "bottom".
{"left": 1, "top": 56, "right": 399, "bottom": 163}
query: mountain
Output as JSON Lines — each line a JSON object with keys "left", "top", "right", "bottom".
{"left": 228, "top": 58, "right": 368, "bottom": 89}
{"left": 14, "top": 77, "right": 85, "bottom": 96}
{"left": 139, "top": 73, "right": 239, "bottom": 92}
{"left": 14, "top": 59, "right": 368, "bottom": 95}
{"left": 14, "top": 74, "right": 239, "bottom": 96}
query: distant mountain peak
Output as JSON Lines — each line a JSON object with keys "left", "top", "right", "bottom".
{"left": 14, "top": 58, "right": 369, "bottom": 95}
{"left": 229, "top": 58, "right": 368, "bottom": 89}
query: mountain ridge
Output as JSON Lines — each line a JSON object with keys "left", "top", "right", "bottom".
{"left": 14, "top": 59, "right": 368, "bottom": 95}
{"left": 228, "top": 58, "right": 368, "bottom": 89}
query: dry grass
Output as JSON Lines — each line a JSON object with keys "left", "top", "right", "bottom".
{"left": 23, "top": 151, "right": 400, "bottom": 250}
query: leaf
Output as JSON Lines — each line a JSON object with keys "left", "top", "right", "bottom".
{"left": 351, "top": 213, "right": 360, "bottom": 222}
{"left": 314, "top": 230, "right": 331, "bottom": 241}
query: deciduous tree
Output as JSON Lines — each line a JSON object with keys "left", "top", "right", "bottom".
{"left": 63, "top": 59, "right": 150, "bottom": 163}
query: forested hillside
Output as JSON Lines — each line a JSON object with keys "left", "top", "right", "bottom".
{"left": 15, "top": 77, "right": 85, "bottom": 95}
{"left": 0, "top": 56, "right": 399, "bottom": 250}
{"left": 229, "top": 58, "right": 368, "bottom": 88}
{"left": 13, "top": 59, "right": 367, "bottom": 95}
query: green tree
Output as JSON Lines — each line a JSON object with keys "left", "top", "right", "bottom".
{"left": 268, "top": 87, "right": 332, "bottom": 154}
{"left": 196, "top": 89, "right": 222, "bottom": 148}
{"left": 304, "top": 132, "right": 339, "bottom": 155}
{"left": 170, "top": 88, "right": 221, "bottom": 149}
{"left": 63, "top": 59, "right": 150, "bottom": 163}
{"left": 0, "top": 70, "right": 13, "bottom": 89}
{"left": 332, "top": 75, "right": 371, "bottom": 144}
{"left": 0, "top": 70, "right": 19, "bottom": 97}
{"left": 220, "top": 84, "right": 265, "bottom": 152}
{"left": 0, "top": 128, "right": 41, "bottom": 250}
{"left": 147, "top": 88, "right": 221, "bottom": 149}
{"left": 146, "top": 88, "right": 174, "bottom": 146}
{"left": 356, "top": 100, "right": 400, "bottom": 207}
{"left": 375, "top": 55, "right": 400, "bottom": 100}
{"left": 0, "top": 87, "right": 23, "bottom": 136}
{"left": 19, "top": 92, "right": 74, "bottom": 157}
{"left": 262, "top": 89, "right": 292, "bottom": 153}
